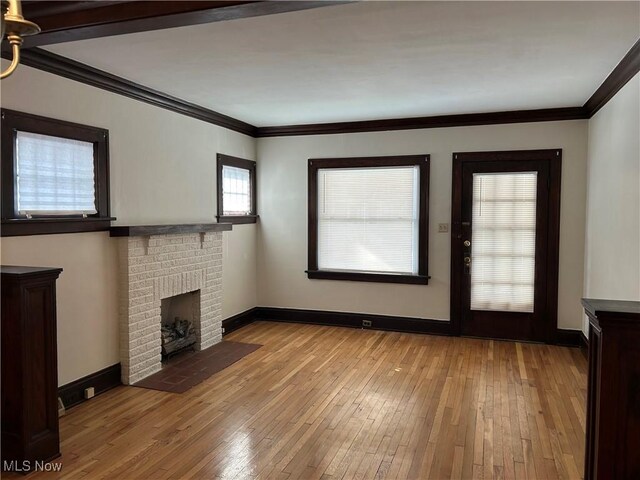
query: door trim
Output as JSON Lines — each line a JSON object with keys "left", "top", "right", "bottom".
{"left": 450, "top": 149, "right": 562, "bottom": 343}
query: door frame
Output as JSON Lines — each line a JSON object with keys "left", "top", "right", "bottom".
{"left": 450, "top": 149, "right": 562, "bottom": 343}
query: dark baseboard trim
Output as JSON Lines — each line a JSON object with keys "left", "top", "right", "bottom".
{"left": 255, "top": 307, "right": 452, "bottom": 336}
{"left": 8, "top": 48, "right": 257, "bottom": 137}
{"left": 584, "top": 38, "right": 640, "bottom": 116}
{"left": 220, "top": 306, "right": 588, "bottom": 348}
{"left": 222, "top": 307, "right": 258, "bottom": 336}
{"left": 58, "top": 363, "right": 121, "bottom": 410}
{"left": 555, "top": 328, "right": 584, "bottom": 348}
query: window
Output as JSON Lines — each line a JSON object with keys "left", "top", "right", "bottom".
{"left": 471, "top": 172, "right": 537, "bottom": 312}
{"left": 216, "top": 154, "right": 257, "bottom": 224}
{"left": 307, "top": 155, "right": 430, "bottom": 284}
{"left": 1, "top": 109, "right": 112, "bottom": 236}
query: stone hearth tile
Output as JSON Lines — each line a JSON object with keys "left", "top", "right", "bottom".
{"left": 133, "top": 340, "right": 262, "bottom": 394}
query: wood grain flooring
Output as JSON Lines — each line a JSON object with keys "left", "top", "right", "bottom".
{"left": 13, "top": 321, "right": 587, "bottom": 479}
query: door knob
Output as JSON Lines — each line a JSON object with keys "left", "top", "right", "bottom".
{"left": 464, "top": 256, "right": 471, "bottom": 265}
{"left": 463, "top": 240, "right": 471, "bottom": 247}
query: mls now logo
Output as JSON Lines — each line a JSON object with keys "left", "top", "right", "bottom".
{"left": 3, "top": 460, "right": 63, "bottom": 472}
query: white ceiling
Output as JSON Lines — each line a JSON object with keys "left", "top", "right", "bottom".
{"left": 45, "top": 1, "right": 639, "bottom": 127}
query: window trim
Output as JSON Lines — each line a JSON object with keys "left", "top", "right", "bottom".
{"left": 216, "top": 153, "right": 257, "bottom": 225}
{"left": 307, "top": 154, "right": 430, "bottom": 285}
{"left": 1, "top": 109, "right": 113, "bottom": 237}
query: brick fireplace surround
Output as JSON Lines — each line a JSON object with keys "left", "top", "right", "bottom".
{"left": 112, "top": 224, "right": 232, "bottom": 384}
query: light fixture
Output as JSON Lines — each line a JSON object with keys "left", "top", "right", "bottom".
{"left": 1, "top": 0, "right": 40, "bottom": 79}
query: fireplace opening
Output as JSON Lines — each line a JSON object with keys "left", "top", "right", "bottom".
{"left": 160, "top": 290, "right": 200, "bottom": 359}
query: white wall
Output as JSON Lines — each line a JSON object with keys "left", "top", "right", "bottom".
{"left": 0, "top": 64, "right": 258, "bottom": 385}
{"left": 1, "top": 233, "right": 119, "bottom": 385}
{"left": 257, "top": 120, "right": 588, "bottom": 330}
{"left": 583, "top": 74, "right": 640, "bottom": 334}
{"left": 0, "top": 63, "right": 597, "bottom": 386}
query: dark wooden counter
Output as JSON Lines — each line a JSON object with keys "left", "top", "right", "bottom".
{"left": 1, "top": 266, "right": 63, "bottom": 469}
{"left": 582, "top": 298, "right": 640, "bottom": 480}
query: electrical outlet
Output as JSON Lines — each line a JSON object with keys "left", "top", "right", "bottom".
{"left": 84, "top": 387, "right": 95, "bottom": 399}
{"left": 362, "top": 320, "right": 372, "bottom": 327}
{"left": 438, "top": 223, "right": 449, "bottom": 233}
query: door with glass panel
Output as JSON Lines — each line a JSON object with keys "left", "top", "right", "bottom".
{"left": 451, "top": 150, "right": 561, "bottom": 342}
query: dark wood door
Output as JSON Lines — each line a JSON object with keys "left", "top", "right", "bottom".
{"left": 451, "top": 150, "right": 562, "bottom": 343}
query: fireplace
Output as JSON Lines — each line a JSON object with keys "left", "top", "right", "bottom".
{"left": 112, "top": 223, "right": 232, "bottom": 384}
{"left": 161, "top": 290, "right": 199, "bottom": 357}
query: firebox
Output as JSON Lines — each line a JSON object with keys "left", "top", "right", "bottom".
{"left": 160, "top": 290, "right": 200, "bottom": 358}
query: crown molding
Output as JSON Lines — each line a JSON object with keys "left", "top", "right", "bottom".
{"left": 5, "top": 35, "right": 637, "bottom": 138}
{"left": 255, "top": 37, "right": 639, "bottom": 137}
{"left": 255, "top": 107, "right": 589, "bottom": 137}
{"left": 583, "top": 38, "right": 640, "bottom": 116}
{"left": 6, "top": 48, "right": 257, "bottom": 137}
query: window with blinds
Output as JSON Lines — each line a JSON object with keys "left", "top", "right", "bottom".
{"left": 317, "top": 166, "right": 420, "bottom": 274}
{"left": 222, "top": 165, "right": 252, "bottom": 215}
{"left": 470, "top": 172, "right": 537, "bottom": 313}
{"left": 15, "top": 131, "right": 97, "bottom": 216}
{"left": 216, "top": 154, "right": 256, "bottom": 224}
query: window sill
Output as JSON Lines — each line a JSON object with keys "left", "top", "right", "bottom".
{"left": 306, "top": 270, "right": 429, "bottom": 285}
{"left": 216, "top": 215, "right": 259, "bottom": 225}
{"left": 1, "top": 217, "right": 116, "bottom": 237}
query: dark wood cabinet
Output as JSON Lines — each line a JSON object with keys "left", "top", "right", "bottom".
{"left": 1, "top": 266, "right": 63, "bottom": 469}
{"left": 582, "top": 298, "right": 640, "bottom": 480}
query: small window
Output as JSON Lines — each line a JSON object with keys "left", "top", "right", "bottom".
{"left": 307, "top": 155, "right": 430, "bottom": 285}
{"left": 216, "top": 154, "right": 257, "bottom": 224}
{"left": 16, "top": 132, "right": 97, "bottom": 216}
{"left": 1, "top": 109, "right": 112, "bottom": 236}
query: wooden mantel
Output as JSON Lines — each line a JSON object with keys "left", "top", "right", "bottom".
{"left": 109, "top": 223, "right": 232, "bottom": 237}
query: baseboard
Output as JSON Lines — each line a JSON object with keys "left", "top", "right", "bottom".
{"left": 255, "top": 307, "right": 452, "bottom": 336}
{"left": 222, "top": 307, "right": 258, "bottom": 336}
{"left": 555, "top": 328, "right": 584, "bottom": 348}
{"left": 58, "top": 363, "right": 121, "bottom": 410}
{"left": 220, "top": 306, "right": 586, "bottom": 348}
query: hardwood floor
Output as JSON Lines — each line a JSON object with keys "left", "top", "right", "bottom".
{"left": 15, "top": 321, "right": 587, "bottom": 479}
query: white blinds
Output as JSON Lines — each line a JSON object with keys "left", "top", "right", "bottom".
{"left": 317, "top": 166, "right": 419, "bottom": 274}
{"left": 16, "top": 131, "right": 97, "bottom": 215}
{"left": 222, "top": 165, "right": 251, "bottom": 215}
{"left": 471, "top": 172, "right": 537, "bottom": 313}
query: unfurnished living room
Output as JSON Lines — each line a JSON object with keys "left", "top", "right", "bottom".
{"left": 0, "top": 1, "right": 639, "bottom": 479}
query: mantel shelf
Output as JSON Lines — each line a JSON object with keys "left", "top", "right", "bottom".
{"left": 110, "top": 223, "right": 232, "bottom": 237}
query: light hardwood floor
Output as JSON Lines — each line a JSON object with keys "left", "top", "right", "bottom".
{"left": 18, "top": 321, "right": 587, "bottom": 479}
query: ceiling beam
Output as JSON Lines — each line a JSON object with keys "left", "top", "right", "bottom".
{"left": 21, "top": 0, "right": 352, "bottom": 48}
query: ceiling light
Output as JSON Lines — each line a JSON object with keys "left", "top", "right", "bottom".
{"left": 1, "top": 0, "right": 40, "bottom": 79}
